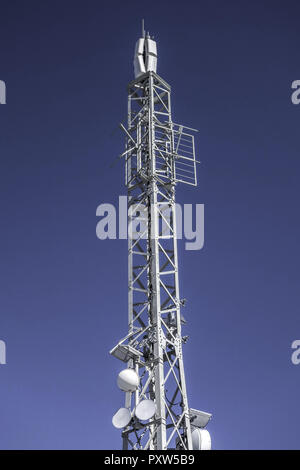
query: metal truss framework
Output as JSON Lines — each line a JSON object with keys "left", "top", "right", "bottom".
{"left": 111, "top": 71, "right": 198, "bottom": 450}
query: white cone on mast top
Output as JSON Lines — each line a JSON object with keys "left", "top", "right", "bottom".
{"left": 133, "top": 23, "right": 157, "bottom": 78}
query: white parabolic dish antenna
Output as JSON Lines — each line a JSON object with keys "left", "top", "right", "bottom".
{"left": 135, "top": 399, "right": 156, "bottom": 421}
{"left": 191, "top": 428, "right": 211, "bottom": 451}
{"left": 117, "top": 368, "right": 139, "bottom": 392}
{"left": 112, "top": 407, "right": 131, "bottom": 429}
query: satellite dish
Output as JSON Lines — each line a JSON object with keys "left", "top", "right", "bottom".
{"left": 112, "top": 407, "right": 131, "bottom": 429}
{"left": 191, "top": 428, "right": 211, "bottom": 451}
{"left": 135, "top": 399, "right": 156, "bottom": 420}
{"left": 117, "top": 368, "right": 139, "bottom": 392}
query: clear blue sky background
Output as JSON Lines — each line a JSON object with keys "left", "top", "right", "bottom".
{"left": 0, "top": 0, "right": 299, "bottom": 449}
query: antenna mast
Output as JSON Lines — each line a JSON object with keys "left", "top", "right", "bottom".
{"left": 110, "top": 27, "right": 212, "bottom": 450}
{"left": 142, "top": 18, "right": 145, "bottom": 38}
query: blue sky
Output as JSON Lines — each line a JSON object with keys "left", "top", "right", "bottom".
{"left": 0, "top": 0, "right": 299, "bottom": 449}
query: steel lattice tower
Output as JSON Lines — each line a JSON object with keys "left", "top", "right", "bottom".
{"left": 110, "top": 27, "right": 211, "bottom": 451}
